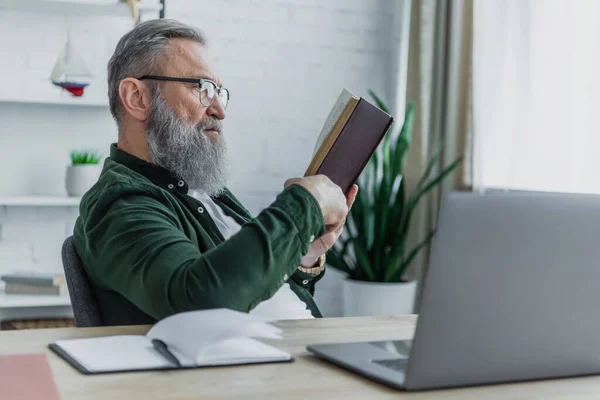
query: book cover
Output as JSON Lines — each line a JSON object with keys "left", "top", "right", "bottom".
{"left": 4, "top": 282, "right": 66, "bottom": 296}
{"left": 1, "top": 272, "right": 65, "bottom": 287}
{"left": 305, "top": 89, "right": 393, "bottom": 193}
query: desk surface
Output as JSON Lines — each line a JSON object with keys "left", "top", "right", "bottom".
{"left": 1, "top": 315, "right": 600, "bottom": 399}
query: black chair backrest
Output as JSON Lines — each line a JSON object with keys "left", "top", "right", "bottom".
{"left": 61, "top": 236, "right": 103, "bottom": 327}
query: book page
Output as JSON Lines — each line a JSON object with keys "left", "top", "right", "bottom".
{"left": 313, "top": 88, "right": 355, "bottom": 156}
{"left": 305, "top": 95, "right": 359, "bottom": 177}
{"left": 198, "top": 337, "right": 290, "bottom": 366}
{"left": 146, "top": 308, "right": 281, "bottom": 363}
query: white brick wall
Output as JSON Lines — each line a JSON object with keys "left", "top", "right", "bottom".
{"left": 0, "top": 0, "right": 405, "bottom": 317}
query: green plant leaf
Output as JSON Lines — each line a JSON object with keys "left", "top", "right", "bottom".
{"left": 327, "top": 246, "right": 352, "bottom": 276}
{"left": 372, "top": 139, "right": 393, "bottom": 274}
{"left": 398, "top": 142, "right": 443, "bottom": 228}
{"left": 400, "top": 101, "right": 415, "bottom": 144}
{"left": 341, "top": 207, "right": 376, "bottom": 281}
{"left": 414, "top": 143, "right": 445, "bottom": 194}
{"left": 392, "top": 136, "right": 409, "bottom": 175}
{"left": 384, "top": 176, "right": 405, "bottom": 247}
{"left": 369, "top": 145, "right": 381, "bottom": 271}
{"left": 348, "top": 192, "right": 363, "bottom": 233}
{"left": 71, "top": 149, "right": 101, "bottom": 165}
{"left": 368, "top": 89, "right": 390, "bottom": 114}
{"left": 368, "top": 91, "right": 395, "bottom": 174}
{"left": 387, "top": 155, "right": 463, "bottom": 279}
{"left": 385, "top": 229, "right": 435, "bottom": 282}
{"left": 405, "top": 156, "right": 464, "bottom": 231}
{"left": 392, "top": 102, "right": 414, "bottom": 175}
{"left": 418, "top": 156, "right": 464, "bottom": 197}
{"left": 402, "top": 229, "right": 436, "bottom": 274}
{"left": 398, "top": 156, "right": 463, "bottom": 249}
{"left": 359, "top": 163, "right": 375, "bottom": 249}
{"left": 353, "top": 240, "right": 376, "bottom": 281}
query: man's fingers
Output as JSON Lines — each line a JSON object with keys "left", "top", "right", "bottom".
{"left": 346, "top": 184, "right": 358, "bottom": 209}
{"left": 325, "top": 185, "right": 357, "bottom": 234}
{"left": 325, "top": 223, "right": 340, "bottom": 233}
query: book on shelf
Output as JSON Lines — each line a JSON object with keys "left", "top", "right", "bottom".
{"left": 49, "top": 308, "right": 292, "bottom": 374}
{"left": 1, "top": 271, "right": 66, "bottom": 296}
{"left": 304, "top": 88, "right": 394, "bottom": 194}
{"left": 4, "top": 282, "right": 67, "bottom": 296}
{"left": 1, "top": 271, "right": 65, "bottom": 287}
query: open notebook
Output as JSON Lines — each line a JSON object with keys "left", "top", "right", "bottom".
{"left": 49, "top": 309, "right": 292, "bottom": 374}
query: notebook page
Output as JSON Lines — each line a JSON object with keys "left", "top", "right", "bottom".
{"left": 146, "top": 309, "right": 278, "bottom": 362}
{"left": 198, "top": 337, "right": 291, "bottom": 366}
{"left": 313, "top": 88, "right": 355, "bottom": 156}
{"left": 54, "top": 335, "right": 195, "bottom": 372}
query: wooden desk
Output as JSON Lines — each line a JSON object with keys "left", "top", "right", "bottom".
{"left": 1, "top": 316, "right": 600, "bottom": 399}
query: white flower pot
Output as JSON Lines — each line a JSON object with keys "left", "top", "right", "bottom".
{"left": 342, "top": 278, "right": 417, "bottom": 317}
{"left": 65, "top": 165, "right": 101, "bottom": 197}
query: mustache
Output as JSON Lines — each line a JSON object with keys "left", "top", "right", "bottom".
{"left": 197, "top": 117, "right": 223, "bottom": 133}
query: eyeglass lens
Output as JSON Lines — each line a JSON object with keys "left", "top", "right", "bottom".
{"left": 199, "top": 81, "right": 229, "bottom": 109}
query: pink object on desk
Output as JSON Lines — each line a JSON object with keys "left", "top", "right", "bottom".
{"left": 0, "top": 353, "right": 61, "bottom": 400}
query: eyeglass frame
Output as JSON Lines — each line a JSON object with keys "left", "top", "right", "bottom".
{"left": 137, "top": 75, "right": 230, "bottom": 109}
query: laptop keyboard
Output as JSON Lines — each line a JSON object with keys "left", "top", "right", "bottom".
{"left": 371, "top": 358, "right": 409, "bottom": 372}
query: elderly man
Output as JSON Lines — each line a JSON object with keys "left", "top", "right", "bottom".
{"left": 73, "top": 19, "right": 356, "bottom": 326}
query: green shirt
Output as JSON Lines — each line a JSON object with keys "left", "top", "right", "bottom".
{"left": 73, "top": 144, "right": 327, "bottom": 326}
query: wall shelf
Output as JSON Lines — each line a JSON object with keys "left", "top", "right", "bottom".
{"left": 0, "top": 0, "right": 163, "bottom": 18}
{"left": 0, "top": 94, "right": 108, "bottom": 107}
{"left": 0, "top": 74, "right": 109, "bottom": 107}
{"left": 0, "top": 291, "right": 71, "bottom": 308}
{"left": 0, "top": 196, "right": 81, "bottom": 207}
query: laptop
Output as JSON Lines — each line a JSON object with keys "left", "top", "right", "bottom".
{"left": 307, "top": 191, "right": 600, "bottom": 390}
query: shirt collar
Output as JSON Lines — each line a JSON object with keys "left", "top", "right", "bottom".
{"left": 110, "top": 143, "right": 190, "bottom": 194}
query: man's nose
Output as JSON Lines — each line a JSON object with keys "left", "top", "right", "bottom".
{"left": 207, "top": 99, "right": 225, "bottom": 120}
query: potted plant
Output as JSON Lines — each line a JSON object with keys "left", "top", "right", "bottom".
{"left": 66, "top": 150, "right": 102, "bottom": 197}
{"left": 327, "top": 93, "right": 463, "bottom": 316}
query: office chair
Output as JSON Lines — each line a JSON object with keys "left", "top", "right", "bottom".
{"left": 61, "top": 236, "right": 103, "bottom": 327}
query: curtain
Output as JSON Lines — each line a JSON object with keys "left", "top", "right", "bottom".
{"left": 402, "top": 0, "right": 473, "bottom": 307}
{"left": 473, "top": 0, "right": 600, "bottom": 194}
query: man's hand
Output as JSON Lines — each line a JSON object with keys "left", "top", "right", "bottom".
{"left": 301, "top": 184, "right": 358, "bottom": 268}
{"left": 284, "top": 175, "right": 348, "bottom": 233}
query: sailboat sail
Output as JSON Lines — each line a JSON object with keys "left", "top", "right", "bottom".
{"left": 51, "top": 36, "right": 93, "bottom": 97}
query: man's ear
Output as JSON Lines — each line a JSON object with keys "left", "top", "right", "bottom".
{"left": 118, "top": 78, "right": 151, "bottom": 122}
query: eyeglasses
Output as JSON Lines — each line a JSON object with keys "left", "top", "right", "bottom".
{"left": 138, "top": 75, "right": 230, "bottom": 109}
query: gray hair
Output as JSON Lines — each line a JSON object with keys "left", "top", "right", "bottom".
{"left": 107, "top": 19, "right": 206, "bottom": 125}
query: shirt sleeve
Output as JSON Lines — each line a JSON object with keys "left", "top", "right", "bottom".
{"left": 77, "top": 184, "right": 325, "bottom": 320}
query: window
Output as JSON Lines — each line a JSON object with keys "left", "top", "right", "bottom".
{"left": 473, "top": 0, "right": 600, "bottom": 194}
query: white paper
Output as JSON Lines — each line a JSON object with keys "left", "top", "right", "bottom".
{"left": 145, "top": 308, "right": 281, "bottom": 363}
{"left": 198, "top": 337, "right": 290, "bottom": 366}
{"left": 54, "top": 335, "right": 195, "bottom": 373}
{"left": 313, "top": 88, "right": 355, "bottom": 156}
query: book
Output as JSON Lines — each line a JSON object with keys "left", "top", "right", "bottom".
{"left": 305, "top": 88, "right": 394, "bottom": 193}
{"left": 4, "top": 282, "right": 66, "bottom": 296}
{"left": 0, "top": 354, "right": 62, "bottom": 400}
{"left": 49, "top": 308, "right": 292, "bottom": 375}
{"left": 1, "top": 271, "right": 65, "bottom": 287}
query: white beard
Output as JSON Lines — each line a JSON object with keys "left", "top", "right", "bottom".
{"left": 145, "top": 92, "right": 230, "bottom": 196}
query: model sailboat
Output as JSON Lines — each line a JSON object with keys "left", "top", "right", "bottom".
{"left": 50, "top": 35, "right": 93, "bottom": 97}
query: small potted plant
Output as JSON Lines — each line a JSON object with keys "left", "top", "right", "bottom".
{"left": 66, "top": 150, "right": 102, "bottom": 197}
{"left": 327, "top": 93, "right": 463, "bottom": 316}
